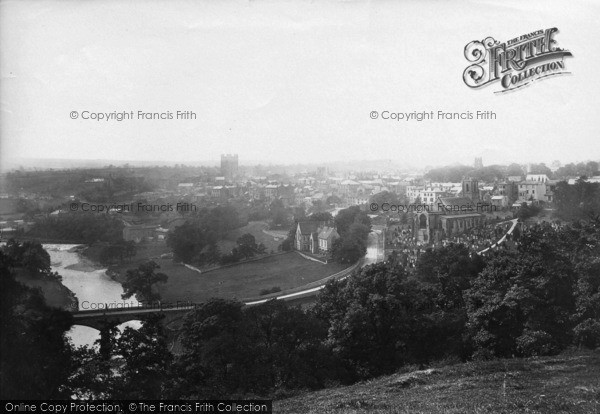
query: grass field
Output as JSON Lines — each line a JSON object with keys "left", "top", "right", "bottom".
{"left": 154, "top": 252, "right": 346, "bottom": 303}
{"left": 275, "top": 350, "right": 600, "bottom": 414}
{"left": 103, "top": 220, "right": 341, "bottom": 303}
{"left": 108, "top": 246, "right": 346, "bottom": 304}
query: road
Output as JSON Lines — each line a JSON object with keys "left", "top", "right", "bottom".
{"left": 477, "top": 218, "right": 518, "bottom": 255}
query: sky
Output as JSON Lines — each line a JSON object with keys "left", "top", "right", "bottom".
{"left": 1, "top": 0, "right": 599, "bottom": 171}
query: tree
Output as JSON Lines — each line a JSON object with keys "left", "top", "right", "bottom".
{"left": 334, "top": 206, "right": 371, "bottom": 237}
{"left": 326, "top": 195, "right": 342, "bottom": 206}
{"left": 0, "top": 250, "right": 74, "bottom": 399}
{"left": 528, "top": 163, "right": 553, "bottom": 177}
{"left": 28, "top": 213, "right": 124, "bottom": 244}
{"left": 370, "top": 191, "right": 399, "bottom": 207}
{"left": 554, "top": 180, "right": 600, "bottom": 221}
{"left": 3, "top": 239, "right": 61, "bottom": 281}
{"left": 178, "top": 299, "right": 249, "bottom": 397}
{"left": 425, "top": 165, "right": 473, "bottom": 182}
{"left": 516, "top": 202, "right": 542, "bottom": 221}
{"left": 315, "top": 263, "right": 434, "bottom": 378}
{"left": 416, "top": 244, "right": 485, "bottom": 311}
{"left": 309, "top": 211, "right": 333, "bottom": 223}
{"left": 281, "top": 224, "right": 296, "bottom": 252}
{"left": 124, "top": 241, "right": 137, "bottom": 261}
{"left": 466, "top": 225, "right": 577, "bottom": 358}
{"left": 244, "top": 300, "right": 334, "bottom": 390}
{"left": 167, "top": 205, "right": 245, "bottom": 266}
{"left": 506, "top": 163, "right": 524, "bottom": 177}
{"left": 204, "top": 242, "right": 221, "bottom": 265}
{"left": 167, "top": 222, "right": 206, "bottom": 264}
{"left": 567, "top": 218, "right": 600, "bottom": 348}
{"left": 292, "top": 206, "right": 307, "bottom": 221}
{"left": 69, "top": 315, "right": 174, "bottom": 399}
{"left": 331, "top": 237, "right": 364, "bottom": 264}
{"left": 236, "top": 233, "right": 258, "bottom": 259}
{"left": 269, "top": 199, "right": 289, "bottom": 227}
{"left": 330, "top": 208, "right": 371, "bottom": 264}
{"left": 257, "top": 243, "right": 266, "bottom": 254}
{"left": 112, "top": 315, "right": 173, "bottom": 399}
{"left": 121, "top": 261, "right": 168, "bottom": 303}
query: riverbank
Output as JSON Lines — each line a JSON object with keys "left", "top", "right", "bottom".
{"left": 15, "top": 270, "right": 79, "bottom": 311}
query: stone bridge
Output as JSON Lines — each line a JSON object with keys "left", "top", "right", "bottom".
{"left": 72, "top": 305, "right": 196, "bottom": 330}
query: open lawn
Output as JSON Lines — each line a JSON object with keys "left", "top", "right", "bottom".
{"left": 275, "top": 350, "right": 600, "bottom": 414}
{"left": 152, "top": 252, "right": 346, "bottom": 303}
{"left": 102, "top": 224, "right": 342, "bottom": 303}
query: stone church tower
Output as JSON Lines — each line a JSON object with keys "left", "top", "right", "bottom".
{"left": 462, "top": 178, "right": 480, "bottom": 202}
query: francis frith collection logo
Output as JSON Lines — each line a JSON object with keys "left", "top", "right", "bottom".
{"left": 463, "top": 28, "right": 573, "bottom": 93}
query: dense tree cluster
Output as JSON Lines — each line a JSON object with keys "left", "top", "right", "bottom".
{"left": 69, "top": 315, "right": 173, "bottom": 399}
{"left": 6, "top": 169, "right": 153, "bottom": 202}
{"left": 220, "top": 233, "right": 266, "bottom": 264}
{"left": 2, "top": 218, "right": 599, "bottom": 399}
{"left": 121, "top": 261, "right": 168, "bottom": 303}
{"left": 167, "top": 205, "right": 243, "bottom": 266}
{"left": 369, "top": 190, "right": 402, "bottom": 207}
{"left": 516, "top": 202, "right": 543, "bottom": 220}
{"left": 28, "top": 213, "right": 124, "bottom": 244}
{"left": 331, "top": 206, "right": 371, "bottom": 264}
{"left": 425, "top": 165, "right": 506, "bottom": 183}
{"left": 2, "top": 239, "right": 53, "bottom": 276}
{"left": 474, "top": 220, "right": 600, "bottom": 353}
{"left": 96, "top": 240, "right": 137, "bottom": 265}
{"left": 554, "top": 161, "right": 599, "bottom": 179}
{"left": 424, "top": 161, "right": 599, "bottom": 182}
{"left": 554, "top": 179, "right": 600, "bottom": 221}
{"left": 0, "top": 245, "right": 73, "bottom": 399}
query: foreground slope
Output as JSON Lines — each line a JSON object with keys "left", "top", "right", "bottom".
{"left": 275, "top": 350, "right": 600, "bottom": 414}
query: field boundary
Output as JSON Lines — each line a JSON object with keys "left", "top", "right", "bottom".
{"left": 295, "top": 250, "right": 328, "bottom": 264}
{"left": 192, "top": 251, "right": 291, "bottom": 274}
{"left": 241, "top": 259, "right": 361, "bottom": 303}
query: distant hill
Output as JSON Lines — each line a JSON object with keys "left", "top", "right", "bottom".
{"left": 0, "top": 157, "right": 219, "bottom": 172}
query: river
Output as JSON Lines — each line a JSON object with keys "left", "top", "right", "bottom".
{"left": 45, "top": 244, "right": 141, "bottom": 348}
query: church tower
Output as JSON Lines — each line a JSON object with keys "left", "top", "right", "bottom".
{"left": 462, "top": 178, "right": 480, "bottom": 202}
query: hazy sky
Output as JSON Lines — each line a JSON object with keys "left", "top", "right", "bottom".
{"left": 1, "top": 0, "right": 599, "bottom": 170}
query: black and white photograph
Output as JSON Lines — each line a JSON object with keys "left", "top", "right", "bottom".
{"left": 1, "top": 0, "right": 599, "bottom": 412}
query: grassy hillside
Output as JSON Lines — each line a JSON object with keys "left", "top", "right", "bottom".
{"left": 275, "top": 350, "right": 600, "bottom": 414}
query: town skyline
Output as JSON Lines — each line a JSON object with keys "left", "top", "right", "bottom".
{"left": 2, "top": 154, "right": 598, "bottom": 174}
{"left": 2, "top": 0, "right": 599, "bottom": 171}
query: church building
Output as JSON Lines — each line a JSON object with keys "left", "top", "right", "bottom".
{"left": 413, "top": 178, "right": 486, "bottom": 243}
